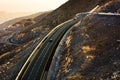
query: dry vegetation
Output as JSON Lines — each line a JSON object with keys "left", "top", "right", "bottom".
{"left": 0, "top": 0, "right": 119, "bottom": 80}
{"left": 57, "top": 14, "right": 120, "bottom": 80}
{"left": 10, "top": 0, "right": 106, "bottom": 44}
{"left": 57, "top": 0, "right": 120, "bottom": 79}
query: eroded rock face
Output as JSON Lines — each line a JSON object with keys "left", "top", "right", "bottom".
{"left": 57, "top": 14, "right": 120, "bottom": 80}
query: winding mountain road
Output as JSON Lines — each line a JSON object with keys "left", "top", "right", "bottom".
{"left": 15, "top": 18, "right": 80, "bottom": 80}
{"left": 15, "top": 4, "right": 120, "bottom": 79}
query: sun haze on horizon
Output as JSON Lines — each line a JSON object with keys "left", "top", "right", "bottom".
{"left": 0, "top": 0, "right": 68, "bottom": 13}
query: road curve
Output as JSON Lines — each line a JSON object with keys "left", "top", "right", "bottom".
{"left": 15, "top": 18, "right": 80, "bottom": 80}
{"left": 15, "top": 11, "right": 120, "bottom": 80}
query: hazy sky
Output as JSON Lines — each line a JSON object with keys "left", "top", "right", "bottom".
{"left": 0, "top": 0, "right": 68, "bottom": 13}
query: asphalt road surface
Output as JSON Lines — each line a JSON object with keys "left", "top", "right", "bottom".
{"left": 15, "top": 11, "right": 120, "bottom": 80}
{"left": 15, "top": 18, "right": 80, "bottom": 80}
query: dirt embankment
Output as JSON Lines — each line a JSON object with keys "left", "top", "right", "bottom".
{"left": 57, "top": 1, "right": 120, "bottom": 79}
{"left": 58, "top": 14, "right": 120, "bottom": 80}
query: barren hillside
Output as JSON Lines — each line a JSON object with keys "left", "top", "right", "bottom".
{"left": 0, "top": 0, "right": 118, "bottom": 80}
{"left": 12, "top": 0, "right": 108, "bottom": 44}
{"left": 56, "top": 0, "right": 120, "bottom": 80}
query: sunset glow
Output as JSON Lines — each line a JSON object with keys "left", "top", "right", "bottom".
{"left": 0, "top": 0, "right": 68, "bottom": 12}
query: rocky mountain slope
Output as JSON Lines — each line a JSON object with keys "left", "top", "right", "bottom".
{"left": 0, "top": 11, "right": 50, "bottom": 80}
{"left": 0, "top": 0, "right": 118, "bottom": 80}
{"left": 57, "top": 14, "right": 120, "bottom": 80}
{"left": 11, "top": 0, "right": 107, "bottom": 44}
{"left": 55, "top": 0, "right": 120, "bottom": 80}
{"left": 0, "top": 12, "right": 47, "bottom": 30}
